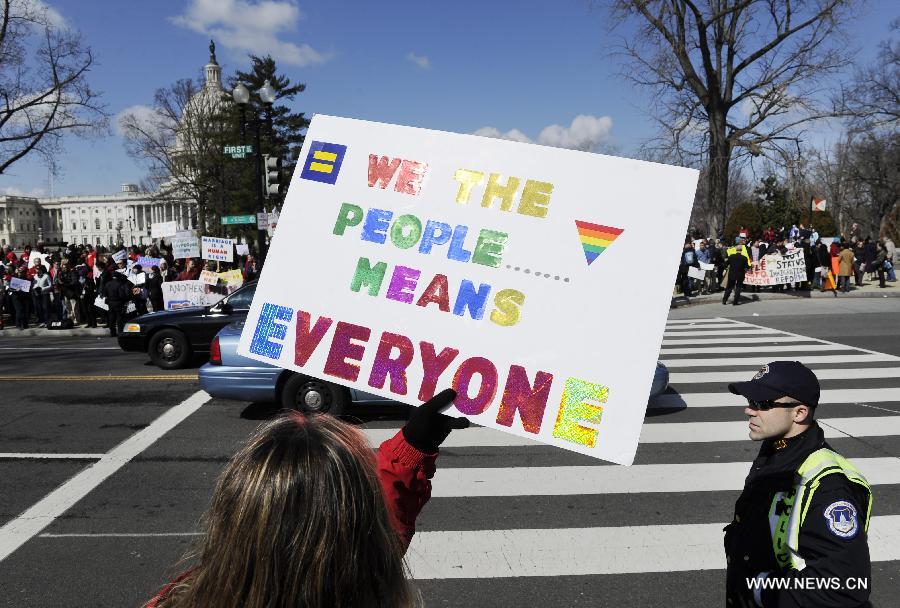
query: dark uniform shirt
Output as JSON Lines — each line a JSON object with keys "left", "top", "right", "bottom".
{"left": 724, "top": 423, "right": 872, "bottom": 607}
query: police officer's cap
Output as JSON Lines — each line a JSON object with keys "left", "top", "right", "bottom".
{"left": 728, "top": 360, "right": 820, "bottom": 407}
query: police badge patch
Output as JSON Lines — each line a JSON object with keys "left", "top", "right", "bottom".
{"left": 824, "top": 501, "right": 859, "bottom": 539}
{"left": 753, "top": 365, "right": 770, "bottom": 380}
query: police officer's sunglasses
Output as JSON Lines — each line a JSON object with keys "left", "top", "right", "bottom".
{"left": 746, "top": 399, "right": 801, "bottom": 411}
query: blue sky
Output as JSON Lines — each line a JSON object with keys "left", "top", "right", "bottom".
{"left": 2, "top": 0, "right": 896, "bottom": 197}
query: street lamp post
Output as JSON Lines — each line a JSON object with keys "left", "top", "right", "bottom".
{"left": 232, "top": 80, "right": 277, "bottom": 266}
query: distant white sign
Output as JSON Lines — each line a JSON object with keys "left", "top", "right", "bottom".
{"left": 172, "top": 237, "right": 200, "bottom": 259}
{"left": 28, "top": 252, "right": 50, "bottom": 269}
{"left": 199, "top": 270, "right": 219, "bottom": 285}
{"left": 201, "top": 236, "right": 235, "bottom": 262}
{"left": 687, "top": 266, "right": 706, "bottom": 281}
{"left": 152, "top": 221, "right": 178, "bottom": 239}
{"left": 10, "top": 277, "right": 31, "bottom": 292}
{"left": 235, "top": 243, "right": 250, "bottom": 256}
{"left": 111, "top": 250, "right": 127, "bottom": 263}
{"left": 161, "top": 280, "right": 227, "bottom": 310}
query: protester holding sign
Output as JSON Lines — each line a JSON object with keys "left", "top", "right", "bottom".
{"left": 147, "top": 390, "right": 466, "bottom": 608}
{"left": 10, "top": 266, "right": 31, "bottom": 329}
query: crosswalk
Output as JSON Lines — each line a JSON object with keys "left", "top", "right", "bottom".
{"left": 360, "top": 316, "right": 900, "bottom": 600}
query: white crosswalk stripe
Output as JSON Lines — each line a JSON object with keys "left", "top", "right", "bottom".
{"left": 360, "top": 317, "right": 900, "bottom": 590}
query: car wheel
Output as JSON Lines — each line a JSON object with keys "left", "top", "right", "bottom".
{"left": 149, "top": 329, "right": 192, "bottom": 369}
{"left": 280, "top": 374, "right": 349, "bottom": 416}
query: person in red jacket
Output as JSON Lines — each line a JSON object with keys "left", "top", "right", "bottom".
{"left": 146, "top": 389, "right": 466, "bottom": 608}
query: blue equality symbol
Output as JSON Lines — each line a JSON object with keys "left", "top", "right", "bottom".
{"left": 300, "top": 141, "right": 347, "bottom": 185}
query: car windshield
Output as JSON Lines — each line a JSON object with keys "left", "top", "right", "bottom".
{"left": 223, "top": 283, "right": 255, "bottom": 310}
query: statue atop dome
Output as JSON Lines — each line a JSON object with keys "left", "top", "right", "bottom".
{"left": 209, "top": 39, "right": 217, "bottom": 65}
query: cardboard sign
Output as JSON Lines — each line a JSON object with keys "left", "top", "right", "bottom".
{"left": 237, "top": 116, "right": 697, "bottom": 464}
{"left": 201, "top": 236, "right": 235, "bottom": 262}
{"left": 161, "top": 280, "right": 227, "bottom": 310}
{"left": 152, "top": 221, "right": 178, "bottom": 239}
{"left": 172, "top": 237, "right": 200, "bottom": 259}
{"left": 744, "top": 249, "right": 808, "bottom": 286}
{"left": 200, "top": 270, "right": 219, "bottom": 285}
{"left": 235, "top": 243, "right": 250, "bottom": 256}
{"left": 136, "top": 256, "right": 161, "bottom": 268}
{"left": 111, "top": 250, "right": 128, "bottom": 263}
{"left": 10, "top": 277, "right": 31, "bottom": 292}
{"left": 687, "top": 266, "right": 706, "bottom": 281}
{"left": 219, "top": 269, "right": 244, "bottom": 287}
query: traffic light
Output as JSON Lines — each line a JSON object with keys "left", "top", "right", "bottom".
{"left": 263, "top": 154, "right": 282, "bottom": 198}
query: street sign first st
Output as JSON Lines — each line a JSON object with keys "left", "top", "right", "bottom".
{"left": 224, "top": 144, "right": 253, "bottom": 159}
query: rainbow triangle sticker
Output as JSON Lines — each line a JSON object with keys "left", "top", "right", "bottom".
{"left": 575, "top": 220, "right": 624, "bottom": 265}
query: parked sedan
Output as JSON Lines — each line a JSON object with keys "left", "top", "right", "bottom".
{"left": 200, "top": 321, "right": 671, "bottom": 415}
{"left": 118, "top": 281, "right": 256, "bottom": 369}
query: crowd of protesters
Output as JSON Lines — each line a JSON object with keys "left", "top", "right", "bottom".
{"left": 676, "top": 223, "right": 897, "bottom": 304}
{"left": 1, "top": 242, "right": 260, "bottom": 334}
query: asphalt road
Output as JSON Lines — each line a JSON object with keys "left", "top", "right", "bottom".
{"left": 1, "top": 298, "right": 898, "bottom": 607}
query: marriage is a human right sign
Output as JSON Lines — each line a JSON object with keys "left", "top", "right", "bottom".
{"left": 238, "top": 116, "right": 698, "bottom": 464}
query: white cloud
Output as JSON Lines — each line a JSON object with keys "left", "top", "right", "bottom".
{"left": 474, "top": 114, "right": 614, "bottom": 151}
{"left": 2, "top": 186, "right": 47, "bottom": 197}
{"left": 537, "top": 115, "right": 613, "bottom": 151}
{"left": 115, "top": 105, "right": 160, "bottom": 137}
{"left": 170, "top": 0, "right": 328, "bottom": 67}
{"left": 407, "top": 52, "right": 430, "bottom": 69}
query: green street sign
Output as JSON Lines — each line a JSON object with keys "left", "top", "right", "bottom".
{"left": 224, "top": 144, "right": 253, "bottom": 159}
{"left": 221, "top": 214, "right": 257, "bottom": 225}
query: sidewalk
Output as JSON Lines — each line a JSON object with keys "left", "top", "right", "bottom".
{"left": 672, "top": 279, "right": 898, "bottom": 309}
{"left": 0, "top": 326, "right": 111, "bottom": 337}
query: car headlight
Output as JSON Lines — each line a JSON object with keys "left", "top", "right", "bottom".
{"left": 123, "top": 323, "right": 141, "bottom": 333}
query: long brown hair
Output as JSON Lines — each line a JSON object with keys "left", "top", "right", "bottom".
{"left": 152, "top": 412, "right": 417, "bottom": 608}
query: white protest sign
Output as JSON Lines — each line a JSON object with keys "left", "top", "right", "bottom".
{"left": 235, "top": 243, "right": 250, "bottom": 256}
{"left": 10, "top": 277, "right": 31, "bottom": 292}
{"left": 93, "top": 295, "right": 108, "bottom": 311}
{"left": 699, "top": 261, "right": 715, "bottom": 271}
{"left": 112, "top": 250, "right": 127, "bottom": 263}
{"left": 256, "top": 213, "right": 269, "bottom": 230}
{"left": 237, "top": 116, "right": 698, "bottom": 465}
{"left": 28, "top": 252, "right": 50, "bottom": 270}
{"left": 744, "top": 249, "right": 808, "bottom": 286}
{"left": 151, "top": 221, "right": 178, "bottom": 239}
{"left": 172, "top": 237, "right": 200, "bottom": 259}
{"left": 129, "top": 272, "right": 146, "bottom": 286}
{"left": 687, "top": 266, "right": 706, "bottom": 281}
{"left": 161, "top": 280, "right": 227, "bottom": 310}
{"left": 126, "top": 301, "right": 137, "bottom": 314}
{"left": 200, "top": 270, "right": 219, "bottom": 285}
{"left": 201, "top": 236, "right": 235, "bottom": 262}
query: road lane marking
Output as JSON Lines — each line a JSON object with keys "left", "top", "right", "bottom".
{"left": 39, "top": 532, "right": 203, "bottom": 538}
{"left": 34, "top": 515, "right": 900, "bottom": 577}
{"left": 669, "top": 367, "right": 900, "bottom": 383}
{"left": 661, "top": 335, "right": 821, "bottom": 345}
{"left": 661, "top": 354, "right": 897, "bottom": 367}
{"left": 649, "top": 387, "right": 900, "bottom": 408}
{"left": 0, "top": 347, "right": 120, "bottom": 351}
{"left": 363, "top": 416, "right": 900, "bottom": 447}
{"left": 426, "top": 458, "right": 900, "bottom": 497}
{"left": 665, "top": 318, "right": 732, "bottom": 325}
{"left": 0, "top": 375, "right": 198, "bottom": 381}
{"left": 663, "top": 323, "right": 747, "bottom": 330}
{"left": 0, "top": 454, "right": 104, "bottom": 460}
{"left": 659, "top": 343, "right": 847, "bottom": 355}
{"left": 0, "top": 390, "right": 210, "bottom": 563}
{"left": 406, "top": 515, "right": 900, "bottom": 578}
{"left": 662, "top": 329, "right": 783, "bottom": 337}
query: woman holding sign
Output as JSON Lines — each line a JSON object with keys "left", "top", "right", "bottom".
{"left": 146, "top": 389, "right": 467, "bottom": 608}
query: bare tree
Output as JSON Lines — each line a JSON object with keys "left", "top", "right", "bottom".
{"left": 607, "top": 0, "right": 857, "bottom": 234}
{"left": 0, "top": 0, "right": 107, "bottom": 174}
{"left": 119, "top": 78, "right": 243, "bottom": 234}
{"left": 839, "top": 19, "right": 899, "bottom": 131}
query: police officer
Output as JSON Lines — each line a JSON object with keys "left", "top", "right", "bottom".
{"left": 724, "top": 361, "right": 872, "bottom": 607}
{"left": 722, "top": 242, "right": 751, "bottom": 306}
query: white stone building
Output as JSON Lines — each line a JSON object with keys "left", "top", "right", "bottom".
{"left": 0, "top": 43, "right": 229, "bottom": 250}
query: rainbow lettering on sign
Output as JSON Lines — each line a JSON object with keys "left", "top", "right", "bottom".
{"left": 575, "top": 220, "right": 624, "bottom": 265}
